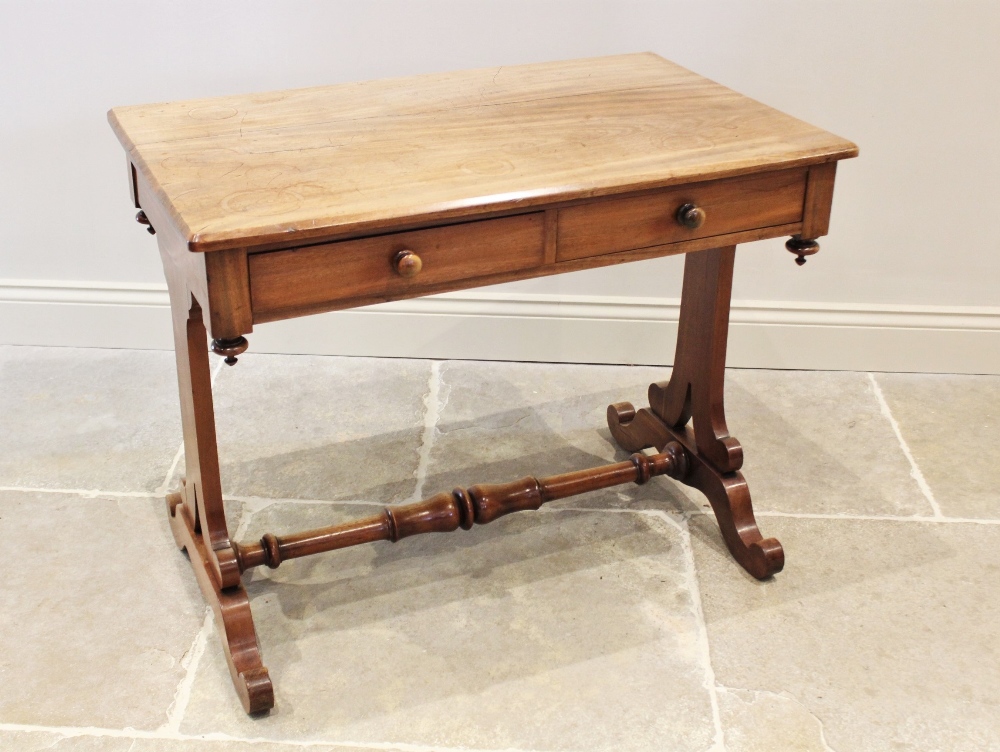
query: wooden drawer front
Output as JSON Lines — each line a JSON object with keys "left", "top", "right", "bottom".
{"left": 557, "top": 168, "right": 806, "bottom": 261}
{"left": 249, "top": 212, "right": 545, "bottom": 318}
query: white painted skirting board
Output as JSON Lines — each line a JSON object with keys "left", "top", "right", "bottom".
{"left": 2, "top": 279, "right": 998, "bottom": 373}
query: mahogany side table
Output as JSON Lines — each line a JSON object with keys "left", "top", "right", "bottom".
{"left": 109, "top": 53, "right": 857, "bottom": 714}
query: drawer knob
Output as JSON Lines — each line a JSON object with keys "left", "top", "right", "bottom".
{"left": 393, "top": 250, "right": 423, "bottom": 278}
{"left": 676, "top": 203, "right": 706, "bottom": 229}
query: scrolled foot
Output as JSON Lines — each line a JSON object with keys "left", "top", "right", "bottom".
{"left": 607, "top": 401, "right": 670, "bottom": 453}
{"left": 237, "top": 666, "right": 275, "bottom": 715}
{"left": 746, "top": 537, "right": 785, "bottom": 579}
{"left": 693, "top": 466, "right": 784, "bottom": 580}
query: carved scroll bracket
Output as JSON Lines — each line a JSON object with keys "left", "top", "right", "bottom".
{"left": 608, "top": 402, "right": 783, "bottom": 580}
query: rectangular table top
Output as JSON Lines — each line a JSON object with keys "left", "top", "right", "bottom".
{"left": 109, "top": 53, "right": 857, "bottom": 253}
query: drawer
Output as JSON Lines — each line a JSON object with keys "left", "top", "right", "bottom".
{"left": 249, "top": 212, "right": 545, "bottom": 320}
{"left": 556, "top": 168, "right": 807, "bottom": 262}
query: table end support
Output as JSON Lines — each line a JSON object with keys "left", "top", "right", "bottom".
{"left": 167, "top": 488, "right": 275, "bottom": 715}
{"left": 608, "top": 403, "right": 783, "bottom": 580}
{"left": 612, "top": 245, "right": 782, "bottom": 579}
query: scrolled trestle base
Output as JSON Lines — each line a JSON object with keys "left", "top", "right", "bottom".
{"left": 166, "top": 485, "right": 274, "bottom": 714}
{"left": 234, "top": 444, "right": 688, "bottom": 572}
{"left": 607, "top": 402, "right": 784, "bottom": 580}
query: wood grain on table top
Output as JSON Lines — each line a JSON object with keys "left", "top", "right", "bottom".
{"left": 108, "top": 53, "right": 857, "bottom": 252}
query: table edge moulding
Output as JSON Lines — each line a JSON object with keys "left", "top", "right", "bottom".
{"left": 108, "top": 52, "right": 857, "bottom": 715}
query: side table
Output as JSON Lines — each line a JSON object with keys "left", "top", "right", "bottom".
{"left": 109, "top": 53, "right": 857, "bottom": 714}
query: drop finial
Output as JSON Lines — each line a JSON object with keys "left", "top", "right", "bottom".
{"left": 211, "top": 336, "right": 249, "bottom": 365}
{"left": 786, "top": 236, "right": 819, "bottom": 266}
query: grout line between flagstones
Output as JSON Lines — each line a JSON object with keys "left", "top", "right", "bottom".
{"left": 867, "top": 372, "right": 943, "bottom": 518}
{"left": 4, "top": 485, "right": 1000, "bottom": 525}
{"left": 409, "top": 360, "right": 444, "bottom": 503}
{"left": 0, "top": 486, "right": 159, "bottom": 499}
{"left": 652, "top": 509, "right": 726, "bottom": 751}
{"left": 753, "top": 509, "right": 1000, "bottom": 525}
{"left": 0, "top": 721, "right": 547, "bottom": 752}
{"left": 155, "top": 442, "right": 186, "bottom": 497}
{"left": 158, "top": 609, "right": 212, "bottom": 734}
{"left": 547, "top": 506, "right": 726, "bottom": 750}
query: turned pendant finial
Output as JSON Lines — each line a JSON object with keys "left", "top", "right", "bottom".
{"left": 786, "top": 236, "right": 819, "bottom": 265}
{"left": 211, "top": 336, "right": 249, "bottom": 365}
{"left": 135, "top": 210, "right": 155, "bottom": 234}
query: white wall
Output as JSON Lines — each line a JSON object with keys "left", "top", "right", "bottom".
{"left": 2, "top": 1, "right": 998, "bottom": 371}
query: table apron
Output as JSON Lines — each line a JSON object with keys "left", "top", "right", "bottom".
{"left": 243, "top": 167, "right": 815, "bottom": 325}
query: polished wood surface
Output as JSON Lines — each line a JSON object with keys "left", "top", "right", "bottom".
{"left": 801, "top": 161, "right": 838, "bottom": 239}
{"left": 556, "top": 167, "right": 806, "bottom": 262}
{"left": 111, "top": 53, "right": 856, "bottom": 715}
{"left": 248, "top": 212, "right": 545, "bottom": 321}
{"left": 651, "top": 245, "right": 744, "bottom": 473}
{"left": 109, "top": 53, "right": 856, "bottom": 252}
{"left": 243, "top": 165, "right": 814, "bottom": 323}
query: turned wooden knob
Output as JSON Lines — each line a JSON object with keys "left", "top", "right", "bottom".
{"left": 393, "top": 249, "right": 422, "bottom": 278}
{"left": 676, "top": 203, "right": 706, "bottom": 229}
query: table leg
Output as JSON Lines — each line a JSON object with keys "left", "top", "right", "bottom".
{"left": 163, "top": 268, "right": 274, "bottom": 713}
{"left": 606, "top": 246, "right": 784, "bottom": 579}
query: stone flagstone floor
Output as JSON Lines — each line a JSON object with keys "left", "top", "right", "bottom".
{"left": 1, "top": 345, "right": 998, "bottom": 752}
